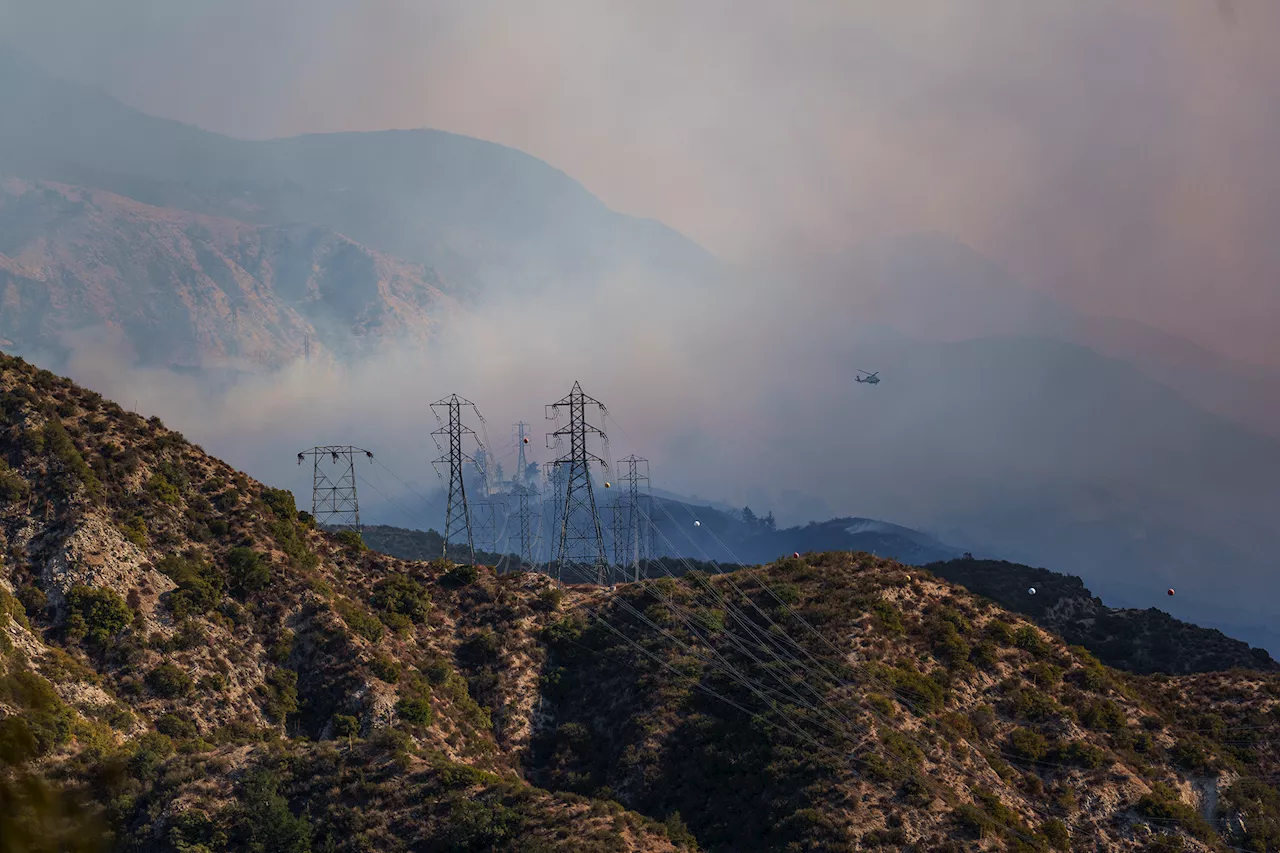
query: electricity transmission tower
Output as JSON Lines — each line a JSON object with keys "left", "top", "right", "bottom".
{"left": 296, "top": 446, "right": 373, "bottom": 532}
{"left": 546, "top": 382, "right": 610, "bottom": 585}
{"left": 510, "top": 483, "right": 539, "bottom": 568}
{"left": 472, "top": 499, "right": 498, "bottom": 558}
{"left": 608, "top": 496, "right": 626, "bottom": 573}
{"left": 616, "top": 455, "right": 652, "bottom": 582}
{"left": 431, "top": 394, "right": 485, "bottom": 564}
{"left": 514, "top": 422, "right": 532, "bottom": 484}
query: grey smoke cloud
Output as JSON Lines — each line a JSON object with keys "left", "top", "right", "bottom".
{"left": 4, "top": 0, "right": 1280, "bottom": 365}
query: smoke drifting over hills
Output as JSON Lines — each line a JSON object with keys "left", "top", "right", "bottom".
{"left": 3, "top": 3, "right": 1280, "bottom": 652}
{"left": 5, "top": 0, "right": 1280, "bottom": 366}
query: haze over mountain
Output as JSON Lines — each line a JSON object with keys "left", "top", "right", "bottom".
{"left": 1, "top": 44, "right": 1278, "bottom": 658}
{"left": 0, "top": 44, "right": 719, "bottom": 317}
{"left": 0, "top": 178, "right": 459, "bottom": 372}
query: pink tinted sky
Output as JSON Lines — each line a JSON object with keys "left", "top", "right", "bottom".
{"left": 4, "top": 0, "right": 1279, "bottom": 366}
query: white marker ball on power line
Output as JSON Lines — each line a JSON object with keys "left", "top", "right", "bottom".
{"left": 1028, "top": 587, "right": 1036, "bottom": 595}
{"left": 694, "top": 520, "right": 701, "bottom": 527}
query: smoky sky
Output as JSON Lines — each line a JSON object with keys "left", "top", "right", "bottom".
{"left": 3, "top": 0, "right": 1280, "bottom": 367}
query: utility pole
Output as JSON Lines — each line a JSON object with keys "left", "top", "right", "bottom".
{"left": 431, "top": 394, "right": 484, "bottom": 564}
{"left": 616, "top": 455, "right": 651, "bottom": 582}
{"left": 296, "top": 446, "right": 373, "bottom": 532}
{"left": 546, "top": 382, "right": 610, "bottom": 585}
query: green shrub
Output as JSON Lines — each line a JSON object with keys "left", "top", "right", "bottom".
{"left": 986, "top": 620, "right": 1015, "bottom": 645}
{"left": 65, "top": 585, "right": 131, "bottom": 644}
{"left": 335, "top": 530, "right": 367, "bottom": 552}
{"left": 952, "top": 804, "right": 988, "bottom": 839}
{"left": 970, "top": 640, "right": 999, "bottom": 670}
{"left": 129, "top": 731, "right": 174, "bottom": 776}
{"left": 147, "top": 472, "right": 181, "bottom": 505}
{"left": 1170, "top": 736, "right": 1214, "bottom": 773}
{"left": 1136, "top": 783, "right": 1217, "bottom": 844}
{"left": 43, "top": 419, "right": 97, "bottom": 489}
{"left": 696, "top": 608, "right": 726, "bottom": 634}
{"left": 878, "top": 664, "right": 945, "bottom": 716}
{"left": 16, "top": 586, "right": 46, "bottom": 619}
{"left": 332, "top": 715, "right": 360, "bottom": 740}
{"left": 0, "top": 460, "right": 29, "bottom": 504}
{"left": 156, "top": 554, "right": 225, "bottom": 619}
{"left": 227, "top": 547, "right": 271, "bottom": 594}
{"left": 258, "top": 668, "right": 298, "bottom": 723}
{"left": 538, "top": 586, "right": 564, "bottom": 611}
{"left": 870, "top": 600, "right": 904, "bottom": 636}
{"left": 146, "top": 663, "right": 193, "bottom": 698}
{"left": 260, "top": 488, "right": 297, "bottom": 521}
{"left": 0, "top": 716, "right": 39, "bottom": 765}
{"left": 1058, "top": 739, "right": 1108, "bottom": 769}
{"left": 120, "top": 517, "right": 148, "bottom": 547}
{"left": 232, "top": 768, "right": 313, "bottom": 853}
{"left": 396, "top": 697, "right": 434, "bottom": 726}
{"left": 1080, "top": 699, "right": 1127, "bottom": 731}
{"left": 335, "top": 599, "right": 384, "bottom": 643}
{"left": 1008, "top": 727, "right": 1049, "bottom": 762}
{"left": 371, "top": 574, "right": 431, "bottom": 624}
{"left": 155, "top": 712, "right": 198, "bottom": 739}
{"left": 1041, "top": 818, "right": 1070, "bottom": 851}
{"left": 442, "top": 563, "right": 480, "bottom": 587}
{"left": 1013, "top": 625, "right": 1049, "bottom": 657}
{"left": 423, "top": 660, "right": 452, "bottom": 686}
{"left": 370, "top": 655, "right": 402, "bottom": 684}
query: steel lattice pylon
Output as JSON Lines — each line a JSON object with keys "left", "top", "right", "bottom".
{"left": 431, "top": 394, "right": 483, "bottom": 564}
{"left": 296, "top": 446, "right": 373, "bottom": 532}
{"left": 616, "top": 455, "right": 652, "bottom": 582}
{"left": 546, "top": 381, "right": 610, "bottom": 585}
{"left": 507, "top": 483, "right": 539, "bottom": 569}
{"left": 542, "top": 461, "right": 565, "bottom": 564}
{"left": 473, "top": 498, "right": 499, "bottom": 558}
{"left": 608, "top": 495, "right": 626, "bottom": 573}
{"left": 514, "top": 422, "right": 531, "bottom": 485}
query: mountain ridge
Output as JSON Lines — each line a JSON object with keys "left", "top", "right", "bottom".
{"left": 0, "top": 44, "right": 722, "bottom": 311}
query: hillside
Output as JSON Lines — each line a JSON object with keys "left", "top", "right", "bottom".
{"left": 0, "top": 46, "right": 721, "bottom": 329}
{"left": 0, "top": 178, "right": 459, "bottom": 371}
{"left": 925, "top": 558, "right": 1277, "bottom": 676}
{"left": 0, "top": 350, "right": 680, "bottom": 851}
{"left": 3, "top": 352, "right": 1280, "bottom": 852}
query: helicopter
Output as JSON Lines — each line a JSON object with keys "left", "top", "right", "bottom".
{"left": 855, "top": 370, "right": 881, "bottom": 385}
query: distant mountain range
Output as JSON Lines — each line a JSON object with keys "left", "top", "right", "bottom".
{"left": 0, "top": 45, "right": 721, "bottom": 372}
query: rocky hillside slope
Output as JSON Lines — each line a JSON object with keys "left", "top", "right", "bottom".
{"left": 2, "top": 350, "right": 1279, "bottom": 852}
{"left": 926, "top": 557, "right": 1277, "bottom": 675}
{"left": 0, "top": 178, "right": 460, "bottom": 371}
